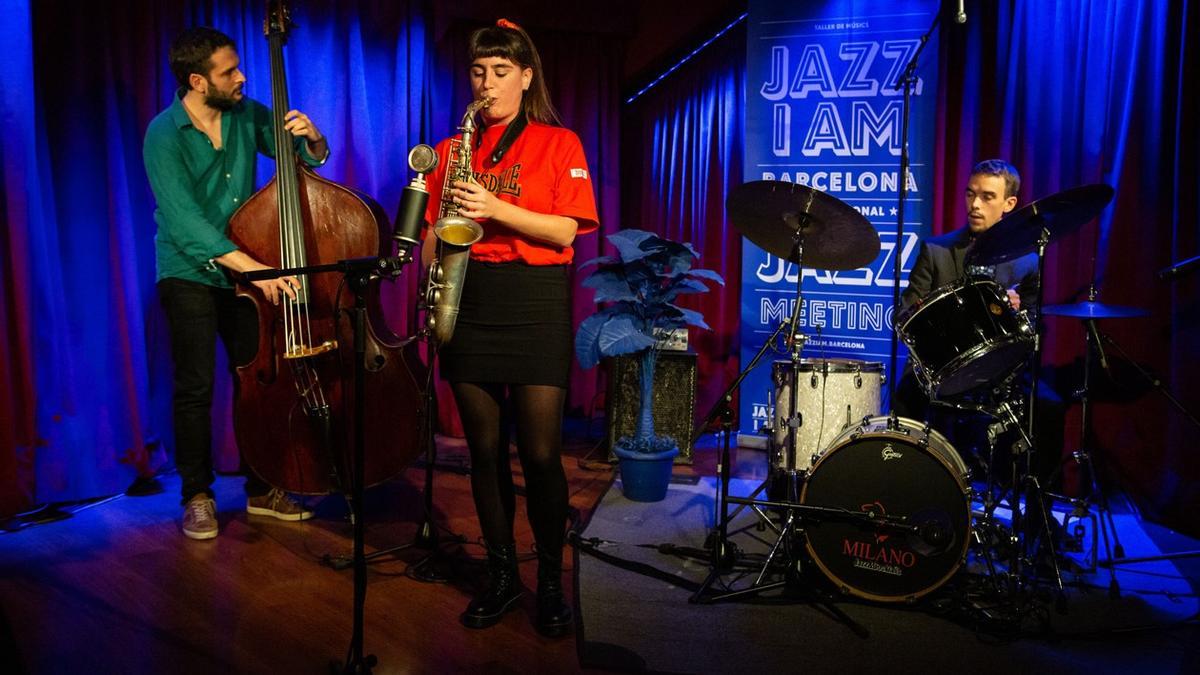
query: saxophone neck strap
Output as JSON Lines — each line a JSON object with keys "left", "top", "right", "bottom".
{"left": 482, "top": 109, "right": 529, "bottom": 165}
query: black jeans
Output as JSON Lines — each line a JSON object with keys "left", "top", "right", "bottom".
{"left": 158, "top": 278, "right": 270, "bottom": 503}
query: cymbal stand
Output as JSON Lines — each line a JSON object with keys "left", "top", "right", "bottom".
{"left": 688, "top": 317, "right": 792, "bottom": 602}
{"left": 993, "top": 225, "right": 1066, "bottom": 605}
{"left": 695, "top": 230, "right": 822, "bottom": 604}
{"left": 779, "top": 228, "right": 810, "bottom": 505}
{"left": 1043, "top": 287, "right": 1122, "bottom": 594}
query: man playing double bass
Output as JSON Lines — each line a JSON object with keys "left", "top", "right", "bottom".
{"left": 896, "top": 159, "right": 1065, "bottom": 483}
{"left": 143, "top": 27, "right": 327, "bottom": 539}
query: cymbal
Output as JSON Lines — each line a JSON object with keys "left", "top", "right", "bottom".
{"left": 727, "top": 181, "right": 880, "bottom": 271}
{"left": 1042, "top": 301, "right": 1148, "bottom": 319}
{"left": 968, "top": 184, "right": 1114, "bottom": 265}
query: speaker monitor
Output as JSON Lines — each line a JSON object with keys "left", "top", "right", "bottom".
{"left": 605, "top": 352, "right": 696, "bottom": 464}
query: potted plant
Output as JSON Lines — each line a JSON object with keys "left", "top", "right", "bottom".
{"left": 575, "top": 229, "right": 723, "bottom": 501}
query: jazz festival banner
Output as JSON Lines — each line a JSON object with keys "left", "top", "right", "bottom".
{"left": 738, "top": 0, "right": 940, "bottom": 445}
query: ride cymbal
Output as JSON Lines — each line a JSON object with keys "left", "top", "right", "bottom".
{"left": 968, "top": 184, "right": 1114, "bottom": 265}
{"left": 727, "top": 181, "right": 880, "bottom": 271}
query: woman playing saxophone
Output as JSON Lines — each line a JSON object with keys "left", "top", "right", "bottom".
{"left": 419, "top": 18, "right": 599, "bottom": 637}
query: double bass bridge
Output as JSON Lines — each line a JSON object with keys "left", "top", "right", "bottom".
{"left": 284, "top": 340, "right": 338, "bottom": 360}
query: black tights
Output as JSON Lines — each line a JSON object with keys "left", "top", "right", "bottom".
{"left": 452, "top": 382, "right": 568, "bottom": 557}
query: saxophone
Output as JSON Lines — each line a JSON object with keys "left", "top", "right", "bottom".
{"left": 424, "top": 97, "right": 491, "bottom": 344}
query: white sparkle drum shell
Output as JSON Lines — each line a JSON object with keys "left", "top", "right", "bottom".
{"left": 770, "top": 359, "right": 884, "bottom": 473}
{"left": 800, "top": 416, "right": 972, "bottom": 603}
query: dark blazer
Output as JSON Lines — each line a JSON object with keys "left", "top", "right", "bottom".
{"left": 901, "top": 226, "right": 1039, "bottom": 311}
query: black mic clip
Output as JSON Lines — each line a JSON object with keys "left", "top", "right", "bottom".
{"left": 376, "top": 248, "right": 415, "bottom": 279}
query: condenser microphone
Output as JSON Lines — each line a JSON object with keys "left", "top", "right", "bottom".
{"left": 956, "top": 0, "right": 967, "bottom": 24}
{"left": 393, "top": 144, "right": 439, "bottom": 249}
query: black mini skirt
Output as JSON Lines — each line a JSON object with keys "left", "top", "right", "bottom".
{"left": 439, "top": 260, "right": 572, "bottom": 388}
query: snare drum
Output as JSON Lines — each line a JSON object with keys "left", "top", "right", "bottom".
{"left": 770, "top": 359, "right": 884, "bottom": 473}
{"left": 896, "top": 276, "right": 1033, "bottom": 397}
{"left": 801, "top": 416, "right": 971, "bottom": 602}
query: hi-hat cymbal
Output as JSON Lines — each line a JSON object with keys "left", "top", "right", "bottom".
{"left": 727, "top": 181, "right": 880, "bottom": 271}
{"left": 1042, "top": 301, "right": 1148, "bottom": 319}
{"left": 968, "top": 184, "right": 1114, "bottom": 265}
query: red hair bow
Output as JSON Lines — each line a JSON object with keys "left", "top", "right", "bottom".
{"left": 496, "top": 18, "right": 521, "bottom": 31}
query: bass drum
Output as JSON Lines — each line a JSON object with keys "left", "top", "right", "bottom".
{"left": 801, "top": 416, "right": 971, "bottom": 602}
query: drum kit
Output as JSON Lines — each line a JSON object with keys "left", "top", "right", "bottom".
{"left": 693, "top": 179, "right": 1137, "bottom": 619}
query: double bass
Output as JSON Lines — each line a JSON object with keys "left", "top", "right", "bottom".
{"left": 228, "top": 2, "right": 425, "bottom": 494}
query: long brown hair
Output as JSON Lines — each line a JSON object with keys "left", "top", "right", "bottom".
{"left": 469, "top": 20, "right": 562, "bottom": 126}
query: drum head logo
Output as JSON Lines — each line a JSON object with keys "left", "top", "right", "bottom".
{"left": 840, "top": 500, "right": 917, "bottom": 576}
{"left": 861, "top": 501, "right": 890, "bottom": 544}
{"left": 881, "top": 444, "right": 903, "bottom": 461}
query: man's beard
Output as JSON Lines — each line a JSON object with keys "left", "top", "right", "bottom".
{"left": 204, "top": 82, "right": 241, "bottom": 111}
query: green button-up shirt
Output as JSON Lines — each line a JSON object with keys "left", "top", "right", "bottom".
{"left": 143, "top": 88, "right": 328, "bottom": 287}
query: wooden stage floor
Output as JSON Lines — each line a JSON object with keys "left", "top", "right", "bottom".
{"left": 0, "top": 430, "right": 659, "bottom": 674}
{"left": 3, "top": 424, "right": 1194, "bottom": 674}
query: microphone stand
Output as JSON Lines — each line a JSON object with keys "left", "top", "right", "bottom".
{"left": 330, "top": 337, "right": 467, "bottom": 582}
{"left": 1157, "top": 253, "right": 1200, "bottom": 281}
{"left": 1088, "top": 329, "right": 1200, "bottom": 566}
{"left": 244, "top": 252, "right": 413, "bottom": 674}
{"left": 888, "top": 8, "right": 940, "bottom": 409}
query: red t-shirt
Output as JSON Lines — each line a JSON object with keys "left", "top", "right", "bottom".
{"left": 423, "top": 120, "right": 599, "bottom": 265}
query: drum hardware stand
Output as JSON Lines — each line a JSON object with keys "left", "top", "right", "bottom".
{"left": 992, "top": 396, "right": 1068, "bottom": 612}
{"left": 688, "top": 314, "right": 794, "bottom": 602}
{"left": 689, "top": 240, "right": 804, "bottom": 602}
{"left": 982, "top": 222, "right": 1069, "bottom": 610}
{"left": 1039, "top": 289, "right": 1122, "bottom": 593}
{"left": 691, "top": 232, "right": 869, "bottom": 642}
{"left": 968, "top": 423, "right": 1011, "bottom": 594}
{"left": 937, "top": 392, "right": 1067, "bottom": 611}
{"left": 766, "top": 228, "right": 812, "bottom": 557}
{"left": 692, "top": 228, "right": 815, "bottom": 604}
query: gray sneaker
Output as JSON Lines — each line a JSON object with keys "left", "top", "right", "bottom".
{"left": 247, "top": 488, "right": 314, "bottom": 521}
{"left": 182, "top": 495, "right": 218, "bottom": 540}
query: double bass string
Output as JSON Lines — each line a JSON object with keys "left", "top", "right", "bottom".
{"left": 268, "top": 27, "right": 325, "bottom": 411}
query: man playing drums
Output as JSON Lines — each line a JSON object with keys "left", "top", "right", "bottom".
{"left": 895, "top": 160, "right": 1064, "bottom": 484}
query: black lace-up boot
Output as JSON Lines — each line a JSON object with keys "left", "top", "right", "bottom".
{"left": 535, "top": 548, "right": 572, "bottom": 637}
{"left": 461, "top": 542, "right": 522, "bottom": 629}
